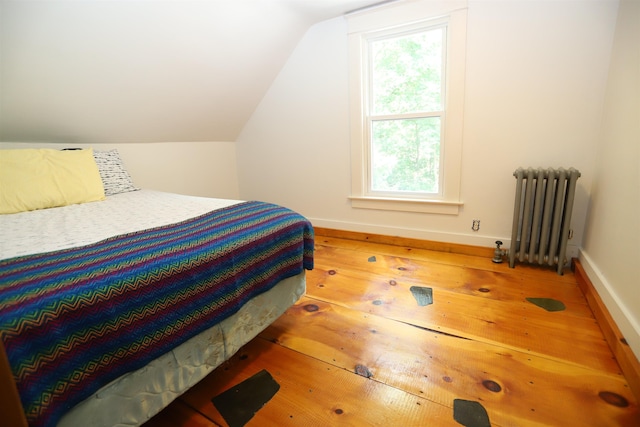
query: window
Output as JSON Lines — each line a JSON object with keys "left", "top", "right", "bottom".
{"left": 348, "top": 1, "right": 467, "bottom": 214}
{"left": 369, "top": 24, "right": 445, "bottom": 196}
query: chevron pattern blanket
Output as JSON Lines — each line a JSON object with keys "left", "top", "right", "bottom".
{"left": 0, "top": 201, "right": 314, "bottom": 427}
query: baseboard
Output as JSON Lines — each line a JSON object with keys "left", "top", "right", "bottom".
{"left": 313, "top": 227, "right": 496, "bottom": 259}
{"left": 310, "top": 219, "right": 503, "bottom": 255}
{"left": 310, "top": 219, "right": 581, "bottom": 262}
{"left": 572, "top": 258, "right": 640, "bottom": 401}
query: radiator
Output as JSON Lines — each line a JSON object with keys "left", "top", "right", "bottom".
{"left": 508, "top": 167, "right": 581, "bottom": 275}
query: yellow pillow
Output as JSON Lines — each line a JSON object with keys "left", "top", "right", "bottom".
{"left": 0, "top": 148, "right": 105, "bottom": 214}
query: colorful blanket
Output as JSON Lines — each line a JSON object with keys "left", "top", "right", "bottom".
{"left": 0, "top": 201, "right": 314, "bottom": 427}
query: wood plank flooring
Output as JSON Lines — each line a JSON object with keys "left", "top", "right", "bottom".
{"left": 144, "top": 233, "right": 640, "bottom": 426}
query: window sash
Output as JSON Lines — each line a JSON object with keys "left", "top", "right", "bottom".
{"left": 367, "top": 25, "right": 447, "bottom": 117}
{"left": 367, "top": 115, "right": 444, "bottom": 197}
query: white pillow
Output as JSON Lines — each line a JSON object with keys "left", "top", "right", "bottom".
{"left": 93, "top": 149, "right": 139, "bottom": 196}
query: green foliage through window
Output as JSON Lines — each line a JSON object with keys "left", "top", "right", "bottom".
{"left": 368, "top": 26, "right": 445, "bottom": 195}
{"left": 371, "top": 117, "right": 440, "bottom": 193}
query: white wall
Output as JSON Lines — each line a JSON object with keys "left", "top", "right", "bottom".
{"left": 580, "top": 0, "right": 640, "bottom": 358}
{"left": 0, "top": 141, "right": 239, "bottom": 199}
{"left": 0, "top": 0, "right": 309, "bottom": 142}
{"left": 237, "top": 0, "right": 618, "bottom": 255}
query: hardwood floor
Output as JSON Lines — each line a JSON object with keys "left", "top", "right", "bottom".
{"left": 145, "top": 232, "right": 640, "bottom": 426}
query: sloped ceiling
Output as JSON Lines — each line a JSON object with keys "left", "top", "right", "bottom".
{"left": 0, "top": 0, "right": 390, "bottom": 143}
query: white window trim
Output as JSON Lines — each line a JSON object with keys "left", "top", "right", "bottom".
{"left": 347, "top": 0, "right": 468, "bottom": 215}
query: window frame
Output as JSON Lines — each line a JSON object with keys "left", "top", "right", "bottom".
{"left": 347, "top": 1, "right": 468, "bottom": 215}
{"left": 367, "top": 21, "right": 447, "bottom": 199}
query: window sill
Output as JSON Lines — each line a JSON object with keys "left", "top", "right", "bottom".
{"left": 349, "top": 196, "right": 462, "bottom": 215}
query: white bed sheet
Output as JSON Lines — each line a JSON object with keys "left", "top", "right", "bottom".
{"left": 0, "top": 190, "right": 306, "bottom": 427}
{"left": 0, "top": 190, "right": 242, "bottom": 260}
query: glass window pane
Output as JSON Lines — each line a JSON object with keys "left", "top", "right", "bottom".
{"left": 371, "top": 117, "right": 440, "bottom": 194}
{"left": 371, "top": 28, "right": 443, "bottom": 115}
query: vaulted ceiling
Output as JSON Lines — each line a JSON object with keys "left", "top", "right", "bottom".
{"left": 0, "top": 0, "right": 391, "bottom": 143}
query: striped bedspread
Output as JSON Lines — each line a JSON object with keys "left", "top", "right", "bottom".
{"left": 0, "top": 201, "right": 314, "bottom": 427}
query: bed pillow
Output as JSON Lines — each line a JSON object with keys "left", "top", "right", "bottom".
{"left": 0, "top": 148, "right": 105, "bottom": 214}
{"left": 93, "top": 149, "right": 139, "bottom": 196}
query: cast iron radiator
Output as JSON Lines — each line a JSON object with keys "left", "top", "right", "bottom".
{"left": 509, "top": 167, "right": 581, "bottom": 275}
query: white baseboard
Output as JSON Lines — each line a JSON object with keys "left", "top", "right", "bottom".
{"left": 309, "top": 218, "right": 507, "bottom": 248}
{"left": 310, "top": 217, "right": 579, "bottom": 264}
{"left": 579, "top": 250, "right": 640, "bottom": 360}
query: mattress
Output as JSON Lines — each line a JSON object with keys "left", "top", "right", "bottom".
{"left": 0, "top": 190, "right": 311, "bottom": 427}
{"left": 0, "top": 190, "right": 243, "bottom": 260}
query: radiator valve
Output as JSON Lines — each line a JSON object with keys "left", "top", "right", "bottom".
{"left": 492, "top": 240, "right": 505, "bottom": 263}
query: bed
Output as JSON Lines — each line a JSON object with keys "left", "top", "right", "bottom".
{"left": 0, "top": 148, "right": 314, "bottom": 427}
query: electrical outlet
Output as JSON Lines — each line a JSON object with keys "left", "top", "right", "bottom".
{"left": 472, "top": 219, "right": 480, "bottom": 232}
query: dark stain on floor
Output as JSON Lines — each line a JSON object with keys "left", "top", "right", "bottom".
{"left": 410, "top": 286, "right": 433, "bottom": 306}
{"left": 212, "top": 369, "right": 280, "bottom": 427}
{"left": 526, "top": 297, "right": 566, "bottom": 312}
{"left": 453, "top": 398, "right": 491, "bottom": 427}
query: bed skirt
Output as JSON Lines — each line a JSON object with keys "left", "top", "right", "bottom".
{"left": 57, "top": 272, "right": 306, "bottom": 427}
